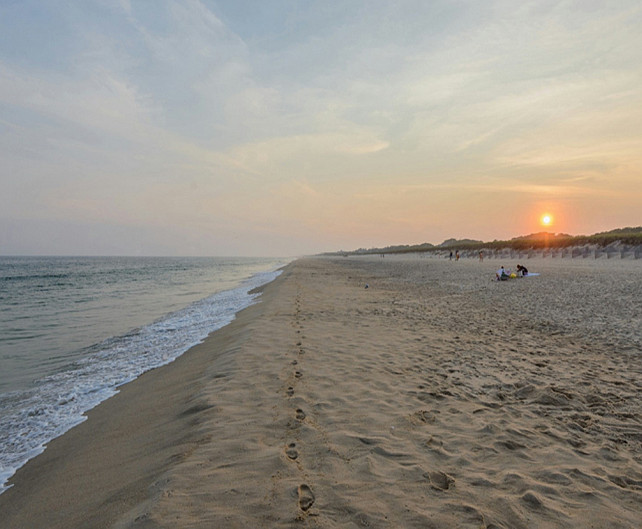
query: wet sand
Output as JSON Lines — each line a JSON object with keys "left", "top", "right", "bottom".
{"left": 1, "top": 256, "right": 640, "bottom": 528}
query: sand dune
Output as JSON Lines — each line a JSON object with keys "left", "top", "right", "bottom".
{"left": 1, "top": 256, "right": 640, "bottom": 528}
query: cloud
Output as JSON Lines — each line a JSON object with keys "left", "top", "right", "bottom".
{"left": 0, "top": 62, "right": 157, "bottom": 145}
{"left": 1, "top": 0, "right": 641, "bottom": 255}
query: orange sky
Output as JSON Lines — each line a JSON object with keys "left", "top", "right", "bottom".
{"left": 1, "top": 1, "right": 640, "bottom": 255}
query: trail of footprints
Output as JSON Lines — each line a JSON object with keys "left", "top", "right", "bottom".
{"left": 277, "top": 267, "right": 463, "bottom": 522}
{"left": 279, "top": 270, "right": 460, "bottom": 522}
{"left": 282, "top": 282, "right": 316, "bottom": 516}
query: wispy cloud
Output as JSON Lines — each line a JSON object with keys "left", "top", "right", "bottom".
{"left": 1, "top": 0, "right": 640, "bottom": 254}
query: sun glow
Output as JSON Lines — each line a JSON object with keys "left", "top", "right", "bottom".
{"left": 540, "top": 214, "right": 553, "bottom": 227}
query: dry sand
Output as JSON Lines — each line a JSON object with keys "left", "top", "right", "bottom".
{"left": 1, "top": 255, "right": 640, "bottom": 528}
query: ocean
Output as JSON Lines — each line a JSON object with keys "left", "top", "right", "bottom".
{"left": 0, "top": 256, "right": 288, "bottom": 494}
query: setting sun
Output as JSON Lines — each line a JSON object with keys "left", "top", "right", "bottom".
{"left": 541, "top": 214, "right": 553, "bottom": 227}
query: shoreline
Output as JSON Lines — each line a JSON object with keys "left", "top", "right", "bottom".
{"left": 0, "top": 263, "right": 291, "bottom": 528}
{"left": 1, "top": 257, "right": 640, "bottom": 528}
{"left": 0, "top": 259, "right": 285, "bottom": 498}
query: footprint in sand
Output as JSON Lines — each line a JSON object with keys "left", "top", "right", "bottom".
{"left": 295, "top": 409, "right": 306, "bottom": 420}
{"left": 286, "top": 387, "right": 295, "bottom": 397}
{"left": 285, "top": 442, "right": 299, "bottom": 460}
{"left": 298, "top": 484, "right": 315, "bottom": 511}
{"left": 521, "top": 491, "right": 544, "bottom": 509}
{"left": 424, "top": 470, "right": 454, "bottom": 491}
{"left": 295, "top": 371, "right": 303, "bottom": 378}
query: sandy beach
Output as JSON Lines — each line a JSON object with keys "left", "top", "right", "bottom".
{"left": 1, "top": 255, "right": 640, "bottom": 528}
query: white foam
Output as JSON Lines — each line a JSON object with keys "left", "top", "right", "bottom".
{"left": 0, "top": 268, "right": 282, "bottom": 494}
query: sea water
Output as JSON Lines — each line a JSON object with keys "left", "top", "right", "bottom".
{"left": 0, "top": 256, "right": 288, "bottom": 494}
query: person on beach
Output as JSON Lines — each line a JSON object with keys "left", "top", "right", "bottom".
{"left": 455, "top": 250, "right": 460, "bottom": 261}
{"left": 516, "top": 264, "right": 528, "bottom": 277}
{"left": 496, "top": 266, "right": 510, "bottom": 281}
{"left": 479, "top": 250, "right": 484, "bottom": 262}
{"left": 449, "top": 251, "right": 453, "bottom": 260}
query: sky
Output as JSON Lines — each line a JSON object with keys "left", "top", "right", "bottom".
{"left": 1, "top": 0, "right": 641, "bottom": 256}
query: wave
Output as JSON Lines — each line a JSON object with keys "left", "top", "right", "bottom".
{"left": 0, "top": 267, "right": 282, "bottom": 494}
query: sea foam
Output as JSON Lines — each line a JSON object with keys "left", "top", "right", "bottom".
{"left": 0, "top": 267, "right": 282, "bottom": 494}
